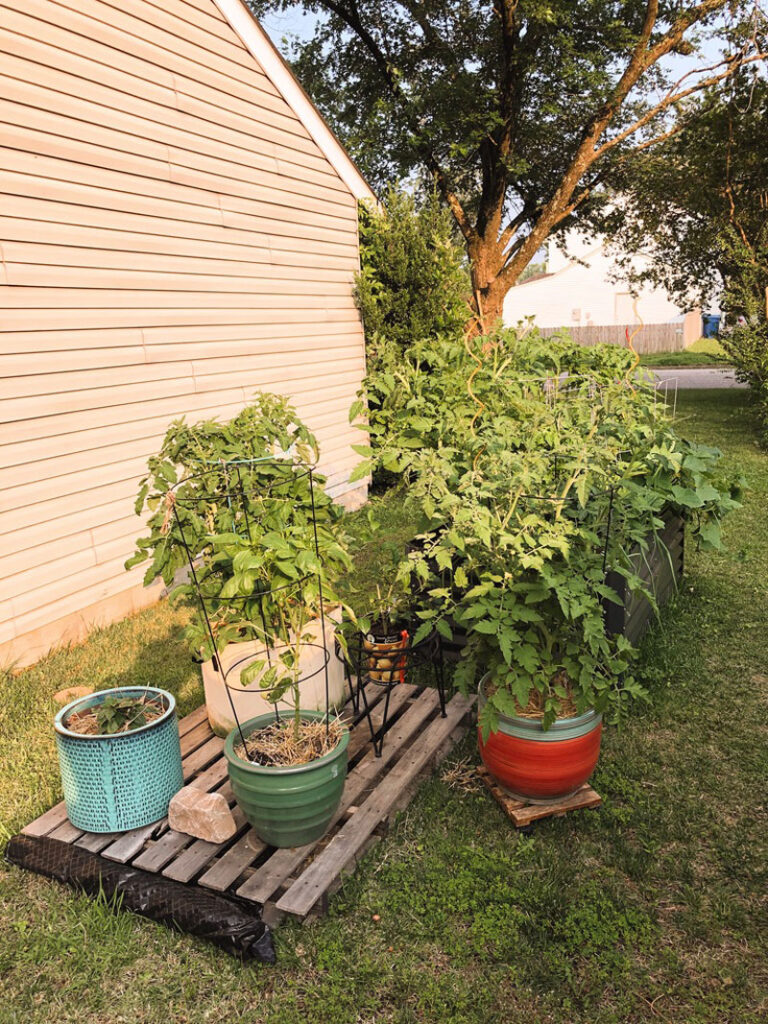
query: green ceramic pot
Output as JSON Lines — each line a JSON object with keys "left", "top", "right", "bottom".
{"left": 224, "top": 711, "right": 349, "bottom": 848}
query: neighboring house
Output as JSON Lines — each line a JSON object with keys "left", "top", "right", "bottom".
{"left": 503, "top": 231, "right": 701, "bottom": 348}
{"left": 0, "top": 0, "right": 375, "bottom": 667}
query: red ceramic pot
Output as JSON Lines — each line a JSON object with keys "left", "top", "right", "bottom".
{"left": 478, "top": 679, "right": 602, "bottom": 801}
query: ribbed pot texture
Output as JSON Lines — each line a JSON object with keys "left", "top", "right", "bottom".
{"left": 478, "top": 679, "right": 602, "bottom": 800}
{"left": 54, "top": 686, "right": 183, "bottom": 833}
{"left": 224, "top": 711, "right": 349, "bottom": 848}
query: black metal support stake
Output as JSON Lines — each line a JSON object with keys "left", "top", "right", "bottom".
{"left": 308, "top": 467, "right": 331, "bottom": 737}
{"left": 356, "top": 672, "right": 379, "bottom": 754}
{"left": 172, "top": 502, "right": 250, "bottom": 757}
{"left": 602, "top": 486, "right": 615, "bottom": 575}
{"left": 434, "top": 637, "right": 447, "bottom": 717}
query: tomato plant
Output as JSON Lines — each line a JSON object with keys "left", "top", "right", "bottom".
{"left": 127, "top": 393, "right": 351, "bottom": 670}
{"left": 354, "top": 329, "right": 743, "bottom": 735}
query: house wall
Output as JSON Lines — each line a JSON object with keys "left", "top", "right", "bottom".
{"left": 0, "top": 0, "right": 370, "bottom": 667}
{"left": 504, "top": 238, "right": 691, "bottom": 332}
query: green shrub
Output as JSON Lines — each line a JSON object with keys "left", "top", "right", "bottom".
{"left": 355, "top": 187, "right": 471, "bottom": 364}
{"left": 721, "top": 320, "right": 768, "bottom": 442}
{"left": 719, "top": 225, "right": 768, "bottom": 442}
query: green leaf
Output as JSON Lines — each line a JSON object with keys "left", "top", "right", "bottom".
{"left": 124, "top": 551, "right": 148, "bottom": 571}
{"left": 435, "top": 618, "right": 452, "bottom": 641}
{"left": 513, "top": 644, "right": 539, "bottom": 673}
{"left": 349, "top": 460, "right": 373, "bottom": 483}
{"left": 670, "top": 485, "right": 705, "bottom": 508}
{"left": 472, "top": 620, "right": 498, "bottom": 635}
{"left": 697, "top": 519, "right": 722, "bottom": 550}
{"left": 351, "top": 443, "right": 374, "bottom": 457}
{"left": 412, "top": 620, "right": 434, "bottom": 645}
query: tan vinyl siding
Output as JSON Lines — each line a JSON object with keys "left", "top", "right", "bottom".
{"left": 0, "top": 0, "right": 369, "bottom": 667}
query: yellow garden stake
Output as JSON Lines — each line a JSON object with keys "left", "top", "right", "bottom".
{"left": 624, "top": 296, "right": 643, "bottom": 393}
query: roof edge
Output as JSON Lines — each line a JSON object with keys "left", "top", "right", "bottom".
{"left": 213, "top": 0, "right": 376, "bottom": 202}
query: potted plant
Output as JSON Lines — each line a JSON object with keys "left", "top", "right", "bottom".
{"left": 224, "top": 595, "right": 349, "bottom": 848}
{"left": 336, "top": 529, "right": 432, "bottom": 691}
{"left": 54, "top": 687, "right": 183, "bottom": 832}
{"left": 356, "top": 581, "right": 412, "bottom": 684}
{"left": 127, "top": 393, "right": 352, "bottom": 735}
{"left": 354, "top": 328, "right": 742, "bottom": 799}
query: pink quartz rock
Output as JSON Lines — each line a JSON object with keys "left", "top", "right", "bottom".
{"left": 168, "top": 786, "right": 237, "bottom": 844}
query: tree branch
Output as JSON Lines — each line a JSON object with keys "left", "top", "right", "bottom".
{"left": 499, "top": 205, "right": 533, "bottom": 251}
{"left": 593, "top": 51, "right": 768, "bottom": 160}
{"left": 426, "top": 155, "right": 479, "bottom": 244}
{"left": 314, "top": 0, "right": 479, "bottom": 245}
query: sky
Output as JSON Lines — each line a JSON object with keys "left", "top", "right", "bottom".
{"left": 259, "top": 7, "right": 321, "bottom": 48}
{"left": 259, "top": 7, "right": 732, "bottom": 87}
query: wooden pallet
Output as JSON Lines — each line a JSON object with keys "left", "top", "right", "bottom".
{"left": 19, "top": 683, "right": 474, "bottom": 925}
{"left": 477, "top": 766, "right": 601, "bottom": 827}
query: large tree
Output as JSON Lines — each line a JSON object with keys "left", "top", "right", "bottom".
{"left": 250, "top": 1, "right": 765, "bottom": 330}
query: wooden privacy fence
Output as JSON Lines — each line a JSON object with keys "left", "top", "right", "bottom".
{"left": 539, "top": 322, "right": 688, "bottom": 353}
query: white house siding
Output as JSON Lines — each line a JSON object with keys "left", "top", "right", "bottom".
{"left": 504, "top": 233, "right": 697, "bottom": 340}
{"left": 0, "top": 0, "right": 374, "bottom": 667}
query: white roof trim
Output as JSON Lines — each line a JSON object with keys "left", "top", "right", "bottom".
{"left": 212, "top": 0, "right": 376, "bottom": 202}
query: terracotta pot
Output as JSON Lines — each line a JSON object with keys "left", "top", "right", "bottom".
{"left": 477, "top": 677, "right": 602, "bottom": 801}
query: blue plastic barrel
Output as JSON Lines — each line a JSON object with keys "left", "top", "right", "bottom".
{"left": 702, "top": 313, "right": 721, "bottom": 338}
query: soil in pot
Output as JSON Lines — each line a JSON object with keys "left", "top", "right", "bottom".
{"left": 234, "top": 716, "right": 344, "bottom": 767}
{"left": 65, "top": 692, "right": 165, "bottom": 735}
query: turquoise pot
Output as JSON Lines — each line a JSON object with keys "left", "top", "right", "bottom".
{"left": 54, "top": 687, "right": 183, "bottom": 833}
{"left": 225, "top": 711, "right": 349, "bottom": 848}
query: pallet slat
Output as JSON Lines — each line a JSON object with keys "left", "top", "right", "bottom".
{"left": 274, "top": 693, "right": 474, "bottom": 919}
{"left": 235, "top": 688, "right": 440, "bottom": 905}
{"left": 195, "top": 828, "right": 268, "bottom": 893}
{"left": 162, "top": 805, "right": 248, "bottom": 883}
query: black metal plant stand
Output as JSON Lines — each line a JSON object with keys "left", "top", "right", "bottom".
{"left": 339, "top": 626, "right": 447, "bottom": 756}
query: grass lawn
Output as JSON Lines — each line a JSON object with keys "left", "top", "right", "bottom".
{"left": 640, "top": 337, "right": 730, "bottom": 368}
{"left": 1, "top": 390, "right": 766, "bottom": 1024}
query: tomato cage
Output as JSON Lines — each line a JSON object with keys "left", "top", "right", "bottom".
{"left": 515, "top": 368, "right": 678, "bottom": 419}
{"left": 513, "top": 451, "right": 684, "bottom": 641}
{"left": 165, "top": 457, "right": 344, "bottom": 760}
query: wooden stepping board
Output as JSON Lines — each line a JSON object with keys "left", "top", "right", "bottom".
{"left": 477, "top": 765, "right": 601, "bottom": 827}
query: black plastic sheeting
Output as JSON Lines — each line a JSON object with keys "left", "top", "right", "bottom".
{"left": 6, "top": 833, "right": 275, "bottom": 963}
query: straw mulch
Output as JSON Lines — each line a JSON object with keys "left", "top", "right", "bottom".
{"left": 235, "top": 717, "right": 344, "bottom": 767}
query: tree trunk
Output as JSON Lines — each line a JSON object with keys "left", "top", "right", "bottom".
{"left": 466, "top": 237, "right": 511, "bottom": 335}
